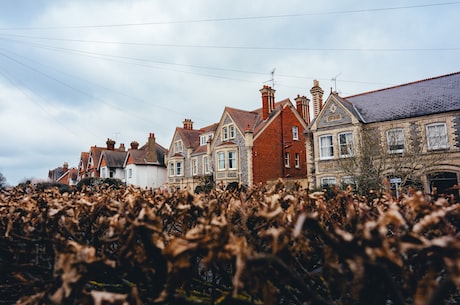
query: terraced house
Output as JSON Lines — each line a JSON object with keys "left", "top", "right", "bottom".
{"left": 166, "top": 85, "right": 310, "bottom": 190}
{"left": 307, "top": 72, "right": 460, "bottom": 200}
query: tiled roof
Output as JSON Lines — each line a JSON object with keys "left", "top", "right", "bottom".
{"left": 129, "top": 143, "right": 167, "bottom": 166}
{"left": 344, "top": 72, "right": 460, "bottom": 123}
{"left": 225, "top": 106, "right": 261, "bottom": 133}
{"left": 102, "top": 150, "right": 127, "bottom": 168}
{"left": 177, "top": 128, "right": 201, "bottom": 150}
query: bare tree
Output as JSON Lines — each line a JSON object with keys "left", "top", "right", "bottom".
{"left": 336, "top": 125, "right": 448, "bottom": 196}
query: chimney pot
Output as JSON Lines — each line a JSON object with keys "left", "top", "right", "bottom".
{"left": 130, "top": 141, "right": 139, "bottom": 149}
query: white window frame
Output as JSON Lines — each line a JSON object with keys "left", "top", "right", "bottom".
{"left": 387, "top": 128, "right": 405, "bottom": 153}
{"left": 319, "top": 135, "right": 334, "bottom": 160}
{"left": 229, "top": 125, "right": 236, "bottom": 139}
{"left": 285, "top": 152, "right": 290, "bottom": 167}
{"left": 174, "top": 140, "right": 183, "bottom": 153}
{"left": 191, "top": 158, "right": 198, "bottom": 176}
{"left": 222, "top": 126, "right": 229, "bottom": 141}
{"left": 295, "top": 153, "right": 300, "bottom": 168}
{"left": 200, "top": 135, "right": 207, "bottom": 146}
{"left": 176, "top": 161, "right": 183, "bottom": 176}
{"left": 228, "top": 151, "right": 237, "bottom": 170}
{"left": 203, "top": 156, "right": 210, "bottom": 174}
{"left": 426, "top": 123, "right": 448, "bottom": 150}
{"left": 169, "top": 162, "right": 174, "bottom": 176}
{"left": 321, "top": 177, "right": 337, "bottom": 187}
{"left": 217, "top": 152, "right": 226, "bottom": 170}
{"left": 128, "top": 168, "right": 132, "bottom": 179}
{"left": 292, "top": 126, "right": 299, "bottom": 140}
{"left": 338, "top": 132, "right": 354, "bottom": 157}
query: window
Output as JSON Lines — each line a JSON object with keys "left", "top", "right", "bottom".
{"left": 295, "top": 153, "right": 300, "bottom": 168}
{"left": 387, "top": 129, "right": 405, "bottom": 153}
{"left": 321, "top": 177, "right": 336, "bottom": 187}
{"left": 203, "top": 156, "right": 209, "bottom": 174}
{"left": 228, "top": 151, "right": 236, "bottom": 169}
{"left": 222, "top": 127, "right": 228, "bottom": 141}
{"left": 218, "top": 152, "right": 225, "bottom": 170}
{"left": 176, "top": 162, "right": 182, "bottom": 176}
{"left": 128, "top": 168, "right": 132, "bottom": 178}
{"left": 200, "top": 135, "right": 207, "bottom": 146}
{"left": 192, "top": 159, "right": 198, "bottom": 176}
{"left": 319, "top": 135, "right": 334, "bottom": 159}
{"left": 169, "top": 162, "right": 174, "bottom": 176}
{"left": 339, "top": 132, "right": 354, "bottom": 157}
{"left": 229, "top": 125, "right": 236, "bottom": 139}
{"left": 174, "top": 140, "right": 183, "bottom": 153}
{"left": 341, "top": 176, "right": 356, "bottom": 190}
{"left": 285, "top": 153, "right": 290, "bottom": 167}
{"left": 426, "top": 123, "right": 448, "bottom": 150}
{"left": 292, "top": 126, "right": 299, "bottom": 140}
{"left": 109, "top": 170, "right": 114, "bottom": 178}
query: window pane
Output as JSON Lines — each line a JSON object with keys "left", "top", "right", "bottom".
{"left": 339, "top": 132, "right": 353, "bottom": 157}
{"left": 169, "top": 162, "right": 174, "bottom": 176}
{"left": 320, "top": 135, "right": 334, "bottom": 159}
{"left": 176, "top": 162, "right": 182, "bottom": 176}
{"left": 228, "top": 151, "right": 236, "bottom": 169}
{"left": 427, "top": 123, "right": 448, "bottom": 150}
{"left": 387, "top": 129, "right": 404, "bottom": 153}
{"left": 218, "top": 152, "right": 225, "bottom": 170}
{"left": 295, "top": 153, "right": 300, "bottom": 168}
{"left": 292, "top": 126, "right": 299, "bottom": 140}
{"left": 285, "top": 153, "right": 290, "bottom": 167}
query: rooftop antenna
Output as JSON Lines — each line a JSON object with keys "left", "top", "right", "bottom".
{"left": 331, "top": 72, "right": 342, "bottom": 93}
{"left": 263, "top": 68, "right": 276, "bottom": 88}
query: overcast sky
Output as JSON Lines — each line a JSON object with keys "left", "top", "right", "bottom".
{"left": 0, "top": 0, "right": 459, "bottom": 185}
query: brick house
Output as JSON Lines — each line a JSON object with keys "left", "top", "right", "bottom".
{"left": 166, "top": 85, "right": 310, "bottom": 190}
{"left": 307, "top": 72, "right": 460, "bottom": 199}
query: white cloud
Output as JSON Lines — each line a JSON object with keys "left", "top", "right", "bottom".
{"left": 0, "top": 0, "right": 458, "bottom": 185}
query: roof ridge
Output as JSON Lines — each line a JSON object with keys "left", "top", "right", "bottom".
{"left": 345, "top": 71, "right": 460, "bottom": 99}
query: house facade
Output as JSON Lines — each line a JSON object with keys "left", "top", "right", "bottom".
{"left": 123, "top": 133, "right": 168, "bottom": 189}
{"left": 307, "top": 72, "right": 460, "bottom": 200}
{"left": 166, "top": 85, "right": 310, "bottom": 190}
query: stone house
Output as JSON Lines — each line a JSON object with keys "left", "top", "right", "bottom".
{"left": 307, "top": 72, "right": 460, "bottom": 199}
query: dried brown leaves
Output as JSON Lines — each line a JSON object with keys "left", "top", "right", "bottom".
{"left": 0, "top": 183, "right": 459, "bottom": 305}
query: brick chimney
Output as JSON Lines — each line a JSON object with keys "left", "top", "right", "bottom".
{"left": 260, "top": 85, "right": 276, "bottom": 120}
{"left": 183, "top": 119, "right": 194, "bottom": 130}
{"left": 146, "top": 133, "right": 158, "bottom": 163}
{"left": 295, "top": 95, "right": 311, "bottom": 124}
{"left": 130, "top": 141, "right": 139, "bottom": 150}
{"left": 106, "top": 138, "right": 116, "bottom": 150}
{"left": 63, "top": 162, "right": 69, "bottom": 172}
{"left": 310, "top": 80, "right": 324, "bottom": 118}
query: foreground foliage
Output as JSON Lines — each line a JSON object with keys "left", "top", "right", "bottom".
{"left": 0, "top": 182, "right": 459, "bottom": 305}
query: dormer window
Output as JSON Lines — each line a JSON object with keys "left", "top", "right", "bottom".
{"left": 200, "top": 135, "right": 207, "bottom": 146}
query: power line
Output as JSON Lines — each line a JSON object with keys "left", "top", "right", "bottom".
{"left": 0, "top": 36, "right": 397, "bottom": 88}
{"left": 0, "top": 2, "right": 458, "bottom": 30}
{"left": 1, "top": 33, "right": 458, "bottom": 52}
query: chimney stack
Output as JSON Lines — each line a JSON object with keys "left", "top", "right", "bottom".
{"left": 260, "top": 85, "right": 276, "bottom": 120}
{"left": 310, "top": 80, "right": 324, "bottom": 118}
{"left": 118, "top": 143, "right": 125, "bottom": 151}
{"left": 106, "top": 138, "right": 116, "bottom": 150}
{"left": 183, "top": 119, "right": 194, "bottom": 130}
{"left": 295, "top": 94, "right": 311, "bottom": 124}
{"left": 146, "top": 133, "right": 158, "bottom": 163}
{"left": 130, "top": 141, "right": 139, "bottom": 150}
{"left": 63, "top": 162, "right": 69, "bottom": 171}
